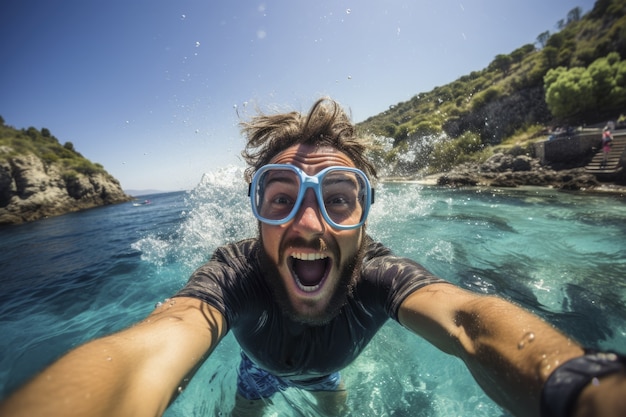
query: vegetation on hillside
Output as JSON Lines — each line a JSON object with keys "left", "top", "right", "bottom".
{"left": 545, "top": 52, "right": 626, "bottom": 120}
{"left": 359, "top": 0, "right": 626, "bottom": 176}
{"left": 0, "top": 115, "right": 111, "bottom": 180}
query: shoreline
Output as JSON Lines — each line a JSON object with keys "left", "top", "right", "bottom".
{"left": 378, "top": 152, "right": 626, "bottom": 196}
{"left": 380, "top": 175, "right": 626, "bottom": 196}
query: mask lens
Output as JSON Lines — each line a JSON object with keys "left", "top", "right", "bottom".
{"left": 254, "top": 168, "right": 300, "bottom": 222}
{"left": 321, "top": 169, "right": 367, "bottom": 227}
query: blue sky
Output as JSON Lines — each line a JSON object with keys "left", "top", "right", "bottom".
{"left": 0, "top": 0, "right": 595, "bottom": 192}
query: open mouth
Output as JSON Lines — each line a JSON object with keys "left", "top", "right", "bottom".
{"left": 289, "top": 252, "right": 331, "bottom": 293}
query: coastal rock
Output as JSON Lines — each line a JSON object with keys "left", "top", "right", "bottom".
{"left": 436, "top": 153, "right": 601, "bottom": 190}
{"left": 0, "top": 153, "right": 132, "bottom": 225}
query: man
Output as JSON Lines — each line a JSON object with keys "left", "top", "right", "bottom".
{"left": 0, "top": 98, "right": 624, "bottom": 417}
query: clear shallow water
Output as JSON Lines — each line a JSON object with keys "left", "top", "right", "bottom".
{"left": 1, "top": 166, "right": 625, "bottom": 416}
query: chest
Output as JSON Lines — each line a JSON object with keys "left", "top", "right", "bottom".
{"left": 231, "top": 297, "right": 387, "bottom": 378}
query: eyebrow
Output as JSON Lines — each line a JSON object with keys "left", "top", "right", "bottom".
{"left": 264, "top": 171, "right": 299, "bottom": 186}
{"left": 323, "top": 173, "right": 359, "bottom": 188}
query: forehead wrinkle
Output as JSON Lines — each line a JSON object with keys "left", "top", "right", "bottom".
{"left": 270, "top": 145, "right": 355, "bottom": 169}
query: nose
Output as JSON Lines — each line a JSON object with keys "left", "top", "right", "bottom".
{"left": 291, "top": 189, "right": 325, "bottom": 235}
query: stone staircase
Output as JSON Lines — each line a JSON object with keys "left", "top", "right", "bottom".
{"left": 585, "top": 134, "right": 626, "bottom": 174}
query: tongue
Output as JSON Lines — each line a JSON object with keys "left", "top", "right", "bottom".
{"left": 293, "top": 259, "right": 326, "bottom": 286}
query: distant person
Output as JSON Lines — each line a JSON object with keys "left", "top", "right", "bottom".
{"left": 1, "top": 98, "right": 625, "bottom": 417}
{"left": 602, "top": 126, "right": 613, "bottom": 167}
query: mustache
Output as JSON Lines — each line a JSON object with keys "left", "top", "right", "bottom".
{"left": 279, "top": 236, "right": 337, "bottom": 263}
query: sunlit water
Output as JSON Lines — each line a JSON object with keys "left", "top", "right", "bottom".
{"left": 1, "top": 166, "right": 625, "bottom": 416}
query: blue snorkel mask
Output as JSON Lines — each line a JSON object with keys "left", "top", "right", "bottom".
{"left": 248, "top": 164, "right": 374, "bottom": 230}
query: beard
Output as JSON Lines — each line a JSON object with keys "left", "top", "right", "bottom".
{"left": 257, "top": 232, "right": 366, "bottom": 326}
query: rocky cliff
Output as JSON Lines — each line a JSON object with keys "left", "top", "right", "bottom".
{"left": 0, "top": 153, "right": 132, "bottom": 225}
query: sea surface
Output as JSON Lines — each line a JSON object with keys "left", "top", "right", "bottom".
{"left": 1, "top": 166, "right": 625, "bottom": 416}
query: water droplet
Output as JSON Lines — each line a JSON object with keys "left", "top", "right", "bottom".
{"left": 195, "top": 41, "right": 200, "bottom": 48}
{"left": 181, "top": 14, "right": 186, "bottom": 20}
{"left": 347, "top": 75, "right": 352, "bottom": 80}
{"left": 106, "top": 356, "right": 112, "bottom": 361}
{"left": 154, "top": 301, "right": 163, "bottom": 308}
{"left": 346, "top": 9, "right": 351, "bottom": 14}
{"left": 177, "top": 386, "right": 184, "bottom": 393}
{"left": 517, "top": 331, "right": 535, "bottom": 349}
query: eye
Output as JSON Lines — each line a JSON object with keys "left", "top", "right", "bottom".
{"left": 326, "top": 195, "right": 350, "bottom": 206}
{"left": 272, "top": 195, "right": 293, "bottom": 206}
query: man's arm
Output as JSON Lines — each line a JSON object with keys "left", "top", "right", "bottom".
{"left": 0, "top": 297, "right": 227, "bottom": 417}
{"left": 398, "top": 282, "right": 583, "bottom": 417}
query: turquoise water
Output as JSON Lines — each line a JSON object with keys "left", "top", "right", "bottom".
{"left": 1, "top": 166, "right": 625, "bottom": 416}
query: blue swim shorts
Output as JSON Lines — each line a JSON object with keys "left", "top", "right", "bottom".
{"left": 236, "top": 351, "right": 342, "bottom": 400}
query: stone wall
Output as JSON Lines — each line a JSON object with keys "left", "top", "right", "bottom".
{"left": 532, "top": 130, "right": 626, "bottom": 165}
{"left": 533, "top": 132, "right": 600, "bottom": 164}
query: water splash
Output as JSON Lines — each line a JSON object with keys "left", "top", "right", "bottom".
{"left": 132, "top": 166, "right": 255, "bottom": 271}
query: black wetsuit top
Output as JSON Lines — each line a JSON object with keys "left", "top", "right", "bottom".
{"left": 175, "top": 236, "right": 444, "bottom": 381}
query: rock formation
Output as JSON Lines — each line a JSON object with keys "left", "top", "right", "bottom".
{"left": 435, "top": 153, "right": 603, "bottom": 191}
{"left": 0, "top": 153, "right": 132, "bottom": 225}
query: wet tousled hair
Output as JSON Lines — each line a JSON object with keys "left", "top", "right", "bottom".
{"left": 240, "top": 98, "right": 377, "bottom": 182}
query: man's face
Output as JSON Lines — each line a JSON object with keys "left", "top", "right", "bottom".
{"left": 258, "top": 144, "right": 365, "bottom": 325}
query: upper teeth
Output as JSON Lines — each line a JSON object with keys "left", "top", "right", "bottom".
{"left": 291, "top": 253, "right": 328, "bottom": 261}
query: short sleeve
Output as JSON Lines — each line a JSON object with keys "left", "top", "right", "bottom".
{"left": 173, "top": 239, "right": 263, "bottom": 329}
{"left": 360, "top": 238, "right": 446, "bottom": 321}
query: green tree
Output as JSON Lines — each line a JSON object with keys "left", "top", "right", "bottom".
{"left": 588, "top": 54, "right": 617, "bottom": 108}
{"left": 64, "top": 141, "right": 76, "bottom": 152}
{"left": 567, "top": 7, "right": 582, "bottom": 24}
{"left": 546, "top": 32, "right": 565, "bottom": 49}
{"left": 25, "top": 127, "right": 39, "bottom": 140}
{"left": 491, "top": 54, "right": 513, "bottom": 75}
{"left": 544, "top": 67, "right": 594, "bottom": 119}
{"left": 536, "top": 31, "right": 550, "bottom": 48}
{"left": 511, "top": 44, "right": 535, "bottom": 63}
{"left": 542, "top": 46, "right": 560, "bottom": 69}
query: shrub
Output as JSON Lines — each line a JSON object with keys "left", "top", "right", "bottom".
{"left": 41, "top": 152, "right": 60, "bottom": 164}
{"left": 428, "top": 131, "right": 483, "bottom": 172}
{"left": 471, "top": 87, "right": 501, "bottom": 111}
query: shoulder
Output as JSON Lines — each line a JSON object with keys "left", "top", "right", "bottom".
{"left": 189, "top": 238, "right": 262, "bottom": 290}
{"left": 178, "top": 238, "right": 266, "bottom": 326}
{"left": 208, "top": 238, "right": 260, "bottom": 269}
{"left": 361, "top": 236, "right": 440, "bottom": 283}
{"left": 213, "top": 238, "right": 259, "bottom": 258}
{"left": 358, "top": 236, "right": 446, "bottom": 319}
{"left": 362, "top": 235, "right": 393, "bottom": 259}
